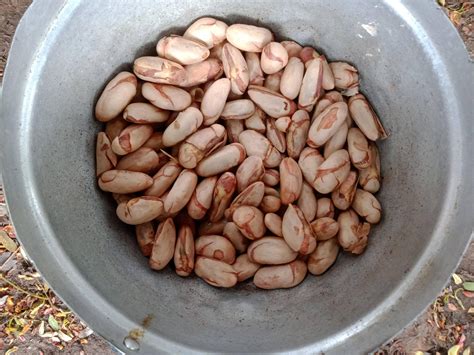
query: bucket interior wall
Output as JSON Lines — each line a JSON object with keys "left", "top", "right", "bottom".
{"left": 22, "top": 0, "right": 451, "bottom": 352}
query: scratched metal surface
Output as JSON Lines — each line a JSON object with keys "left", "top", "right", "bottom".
{"left": 0, "top": 0, "right": 473, "bottom": 353}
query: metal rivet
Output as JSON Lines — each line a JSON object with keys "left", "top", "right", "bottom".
{"left": 123, "top": 336, "right": 140, "bottom": 351}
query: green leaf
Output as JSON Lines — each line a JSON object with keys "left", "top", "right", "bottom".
{"left": 48, "top": 315, "right": 60, "bottom": 331}
{"left": 0, "top": 231, "right": 17, "bottom": 252}
{"left": 463, "top": 282, "right": 474, "bottom": 292}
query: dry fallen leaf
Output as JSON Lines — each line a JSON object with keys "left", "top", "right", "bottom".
{"left": 449, "top": 345, "right": 462, "bottom": 355}
{"left": 449, "top": 11, "right": 462, "bottom": 27}
{"left": 0, "top": 231, "right": 17, "bottom": 252}
{"left": 447, "top": 302, "right": 458, "bottom": 311}
{"left": 39, "top": 331, "right": 55, "bottom": 339}
{"left": 77, "top": 327, "right": 93, "bottom": 339}
{"left": 464, "top": 290, "right": 474, "bottom": 298}
{"left": 58, "top": 330, "right": 73, "bottom": 342}
{"left": 452, "top": 273, "right": 463, "bottom": 285}
{"left": 38, "top": 321, "right": 45, "bottom": 336}
{"left": 5, "top": 346, "right": 18, "bottom": 355}
{"left": 18, "top": 322, "right": 32, "bottom": 337}
{"left": 0, "top": 294, "right": 8, "bottom": 306}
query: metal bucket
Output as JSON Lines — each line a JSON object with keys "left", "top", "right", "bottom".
{"left": 1, "top": 0, "right": 472, "bottom": 353}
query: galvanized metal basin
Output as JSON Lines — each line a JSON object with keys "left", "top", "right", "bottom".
{"left": 1, "top": 0, "right": 472, "bottom": 353}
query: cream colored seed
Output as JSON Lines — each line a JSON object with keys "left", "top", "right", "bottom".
{"left": 311, "top": 217, "right": 339, "bottom": 241}
{"left": 348, "top": 93, "right": 388, "bottom": 141}
{"left": 187, "top": 176, "right": 218, "bottom": 220}
{"left": 233, "top": 254, "right": 260, "bottom": 282}
{"left": 347, "top": 127, "right": 371, "bottom": 169}
{"left": 359, "top": 142, "right": 381, "bottom": 193}
{"left": 141, "top": 83, "right": 192, "bottom": 112}
{"left": 123, "top": 102, "right": 170, "bottom": 123}
{"left": 223, "top": 222, "right": 250, "bottom": 254}
{"left": 307, "top": 102, "right": 348, "bottom": 148}
{"left": 198, "top": 218, "right": 227, "bottom": 236}
{"left": 280, "top": 40, "right": 302, "bottom": 58}
{"left": 352, "top": 189, "right": 382, "bottom": 224}
{"left": 236, "top": 156, "right": 265, "bottom": 192}
{"left": 297, "top": 182, "right": 317, "bottom": 222}
{"left": 245, "top": 107, "right": 267, "bottom": 134}
{"left": 221, "top": 99, "right": 256, "bottom": 120}
{"left": 316, "top": 197, "right": 335, "bottom": 219}
{"left": 222, "top": 43, "right": 249, "bottom": 95}
{"left": 264, "top": 213, "right": 283, "bottom": 237}
{"left": 195, "top": 143, "right": 246, "bottom": 177}
{"left": 183, "top": 17, "right": 228, "bottom": 49}
{"left": 178, "top": 124, "right": 227, "bottom": 169}
{"left": 156, "top": 35, "right": 210, "bottom": 65}
{"left": 209, "top": 172, "right": 237, "bottom": 222}
{"left": 331, "top": 171, "right": 359, "bottom": 210}
{"left": 164, "top": 169, "right": 198, "bottom": 214}
{"left": 261, "top": 42, "right": 288, "bottom": 75}
{"left": 144, "top": 161, "right": 182, "bottom": 197}
{"left": 280, "top": 57, "right": 304, "bottom": 100}
{"left": 248, "top": 237, "right": 297, "bottom": 265}
{"left": 282, "top": 204, "right": 316, "bottom": 255}
{"left": 262, "top": 169, "right": 279, "bottom": 186}
{"left": 174, "top": 224, "right": 195, "bottom": 277}
{"left": 337, "top": 209, "right": 370, "bottom": 255}
{"left": 105, "top": 117, "right": 128, "bottom": 142}
{"left": 201, "top": 78, "right": 231, "bottom": 125}
{"left": 225, "top": 181, "right": 265, "bottom": 219}
{"left": 111, "top": 124, "right": 154, "bottom": 155}
{"left": 150, "top": 218, "right": 176, "bottom": 270}
{"left": 195, "top": 256, "right": 238, "bottom": 288}
{"left": 260, "top": 195, "right": 281, "bottom": 213}
{"left": 95, "top": 72, "right": 137, "bottom": 122}
{"left": 195, "top": 235, "right": 236, "bottom": 264}
{"left": 226, "top": 24, "right": 273, "bottom": 52}
{"left": 116, "top": 196, "right": 164, "bottom": 225}
{"left": 239, "top": 130, "right": 282, "bottom": 168}
{"left": 314, "top": 149, "right": 351, "bottom": 194}
{"left": 133, "top": 56, "right": 186, "bottom": 85}
{"left": 116, "top": 147, "right": 159, "bottom": 174}
{"left": 266, "top": 118, "right": 286, "bottom": 153}
{"left": 307, "top": 238, "right": 339, "bottom": 275}
{"left": 280, "top": 157, "right": 303, "bottom": 205}
{"left": 298, "top": 57, "right": 323, "bottom": 111}
{"left": 162, "top": 107, "right": 203, "bottom": 147}
{"left": 245, "top": 52, "right": 265, "bottom": 86}
{"left": 247, "top": 85, "right": 294, "bottom": 118}
{"left": 135, "top": 222, "right": 155, "bottom": 257}
{"left": 96, "top": 132, "right": 117, "bottom": 177}
{"left": 264, "top": 71, "right": 282, "bottom": 92}
{"left": 232, "top": 205, "right": 266, "bottom": 240}
{"left": 287, "top": 110, "right": 310, "bottom": 159}
{"left": 98, "top": 170, "right": 153, "bottom": 194}
{"left": 181, "top": 58, "right": 223, "bottom": 87}
{"left": 253, "top": 260, "right": 307, "bottom": 289}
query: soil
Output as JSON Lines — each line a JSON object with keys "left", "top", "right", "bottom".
{"left": 0, "top": 1, "right": 472, "bottom": 354}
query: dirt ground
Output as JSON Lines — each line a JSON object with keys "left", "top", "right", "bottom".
{"left": 0, "top": 1, "right": 473, "bottom": 354}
